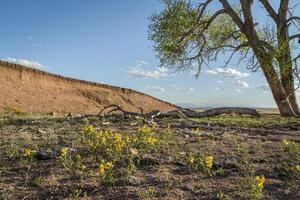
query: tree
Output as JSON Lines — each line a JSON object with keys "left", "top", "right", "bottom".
{"left": 149, "top": 0, "right": 300, "bottom": 117}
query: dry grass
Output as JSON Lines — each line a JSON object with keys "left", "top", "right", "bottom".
{"left": 0, "top": 114, "right": 299, "bottom": 200}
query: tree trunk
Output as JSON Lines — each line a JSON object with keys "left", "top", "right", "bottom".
{"left": 276, "top": 3, "right": 300, "bottom": 116}
{"left": 236, "top": 4, "right": 298, "bottom": 117}
{"left": 255, "top": 50, "right": 296, "bottom": 117}
{"left": 277, "top": 42, "right": 300, "bottom": 116}
{"left": 271, "top": 84, "right": 296, "bottom": 117}
{"left": 263, "top": 68, "right": 296, "bottom": 117}
{"left": 281, "top": 68, "right": 300, "bottom": 116}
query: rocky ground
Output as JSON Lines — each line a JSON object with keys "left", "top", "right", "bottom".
{"left": 0, "top": 113, "right": 299, "bottom": 199}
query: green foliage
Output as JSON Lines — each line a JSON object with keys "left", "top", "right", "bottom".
{"left": 98, "top": 161, "right": 115, "bottom": 186}
{"left": 59, "top": 148, "right": 86, "bottom": 176}
{"left": 79, "top": 125, "right": 126, "bottom": 161}
{"left": 149, "top": 0, "right": 242, "bottom": 69}
{"left": 280, "top": 139, "right": 300, "bottom": 179}
{"left": 192, "top": 115, "right": 300, "bottom": 127}
{"left": 149, "top": 0, "right": 198, "bottom": 64}
{"left": 234, "top": 143, "right": 254, "bottom": 176}
{"left": 5, "top": 142, "right": 20, "bottom": 159}
{"left": 186, "top": 152, "right": 215, "bottom": 176}
{"left": 206, "top": 13, "right": 239, "bottom": 47}
{"left": 250, "top": 175, "right": 265, "bottom": 200}
{"left": 21, "top": 148, "right": 37, "bottom": 183}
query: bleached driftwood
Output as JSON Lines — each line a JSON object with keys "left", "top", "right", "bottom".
{"left": 97, "top": 105, "right": 260, "bottom": 119}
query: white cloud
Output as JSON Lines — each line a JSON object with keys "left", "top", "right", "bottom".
{"left": 146, "top": 85, "right": 165, "bottom": 92}
{"left": 234, "top": 89, "right": 243, "bottom": 93}
{"left": 127, "top": 61, "right": 171, "bottom": 79}
{"left": 140, "top": 60, "right": 147, "bottom": 65}
{"left": 232, "top": 80, "right": 249, "bottom": 88}
{"left": 256, "top": 84, "right": 270, "bottom": 93}
{"left": 3, "top": 57, "right": 45, "bottom": 69}
{"left": 26, "top": 36, "right": 43, "bottom": 48}
{"left": 217, "top": 80, "right": 224, "bottom": 84}
{"left": 128, "top": 66, "right": 170, "bottom": 79}
{"left": 206, "top": 68, "right": 249, "bottom": 79}
{"left": 170, "top": 85, "right": 194, "bottom": 92}
{"left": 27, "top": 36, "right": 36, "bottom": 40}
{"left": 211, "top": 87, "right": 220, "bottom": 91}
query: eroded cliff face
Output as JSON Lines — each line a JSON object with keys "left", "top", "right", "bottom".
{"left": 0, "top": 61, "right": 177, "bottom": 114}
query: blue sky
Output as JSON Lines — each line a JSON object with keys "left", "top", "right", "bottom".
{"left": 0, "top": 0, "right": 299, "bottom": 108}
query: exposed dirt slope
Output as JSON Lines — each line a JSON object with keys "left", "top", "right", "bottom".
{"left": 0, "top": 61, "right": 177, "bottom": 114}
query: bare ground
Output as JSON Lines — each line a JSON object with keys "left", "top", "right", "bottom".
{"left": 0, "top": 114, "right": 299, "bottom": 200}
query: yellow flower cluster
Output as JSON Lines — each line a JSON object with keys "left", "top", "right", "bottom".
{"left": 204, "top": 155, "right": 214, "bottom": 169}
{"left": 146, "top": 137, "right": 157, "bottom": 145}
{"left": 255, "top": 175, "right": 265, "bottom": 190}
{"left": 282, "top": 139, "right": 290, "bottom": 146}
{"left": 98, "top": 161, "right": 114, "bottom": 175}
{"left": 292, "top": 165, "right": 300, "bottom": 172}
{"left": 24, "top": 148, "right": 36, "bottom": 158}
{"left": 84, "top": 125, "right": 96, "bottom": 134}
{"left": 138, "top": 125, "right": 158, "bottom": 146}
{"left": 82, "top": 126, "right": 126, "bottom": 155}
{"left": 60, "top": 147, "right": 69, "bottom": 157}
{"left": 138, "top": 125, "right": 153, "bottom": 134}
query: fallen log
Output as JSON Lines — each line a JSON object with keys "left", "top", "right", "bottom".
{"left": 182, "top": 107, "right": 261, "bottom": 118}
{"left": 96, "top": 105, "right": 260, "bottom": 119}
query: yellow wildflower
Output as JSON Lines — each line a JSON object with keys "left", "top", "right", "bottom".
{"left": 114, "top": 142, "right": 124, "bottom": 152}
{"left": 255, "top": 175, "right": 265, "bottom": 190}
{"left": 105, "top": 162, "right": 113, "bottom": 169}
{"left": 84, "top": 125, "right": 95, "bottom": 134}
{"left": 60, "top": 147, "right": 69, "bottom": 157}
{"left": 204, "top": 156, "right": 214, "bottom": 169}
{"left": 147, "top": 137, "right": 157, "bottom": 145}
{"left": 24, "top": 148, "right": 36, "bottom": 157}
{"left": 188, "top": 156, "right": 195, "bottom": 164}
{"left": 98, "top": 163, "right": 106, "bottom": 175}
{"left": 75, "top": 154, "right": 81, "bottom": 160}
{"left": 101, "top": 136, "right": 107, "bottom": 144}
{"left": 282, "top": 139, "right": 289, "bottom": 146}
{"left": 124, "top": 135, "right": 130, "bottom": 143}
{"left": 114, "top": 133, "right": 122, "bottom": 142}
{"left": 98, "top": 161, "right": 114, "bottom": 175}
{"left": 292, "top": 165, "right": 300, "bottom": 172}
{"left": 139, "top": 125, "right": 152, "bottom": 135}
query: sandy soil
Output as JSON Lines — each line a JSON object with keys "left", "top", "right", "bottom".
{"left": 0, "top": 61, "right": 177, "bottom": 114}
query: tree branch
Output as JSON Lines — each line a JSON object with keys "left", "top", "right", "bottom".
{"left": 259, "top": 0, "right": 279, "bottom": 24}
{"left": 289, "top": 33, "right": 300, "bottom": 42}
{"left": 278, "top": 0, "right": 289, "bottom": 22}
{"left": 218, "top": 0, "right": 246, "bottom": 33}
{"left": 287, "top": 16, "right": 300, "bottom": 22}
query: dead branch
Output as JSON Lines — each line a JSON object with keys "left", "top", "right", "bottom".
{"left": 97, "top": 104, "right": 140, "bottom": 116}
{"left": 97, "top": 105, "right": 261, "bottom": 119}
{"left": 181, "top": 107, "right": 261, "bottom": 118}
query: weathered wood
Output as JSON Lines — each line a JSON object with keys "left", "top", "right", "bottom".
{"left": 97, "top": 105, "right": 260, "bottom": 120}
{"left": 182, "top": 107, "right": 261, "bottom": 118}
{"left": 97, "top": 104, "right": 140, "bottom": 116}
